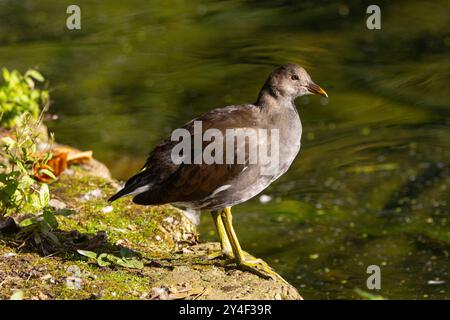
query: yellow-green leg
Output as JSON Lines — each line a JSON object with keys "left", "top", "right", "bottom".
{"left": 220, "top": 207, "right": 288, "bottom": 283}
{"left": 206, "top": 211, "right": 234, "bottom": 260}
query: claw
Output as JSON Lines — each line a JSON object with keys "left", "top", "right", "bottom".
{"left": 238, "top": 258, "right": 289, "bottom": 284}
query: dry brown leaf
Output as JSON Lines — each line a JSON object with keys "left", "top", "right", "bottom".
{"left": 33, "top": 147, "right": 93, "bottom": 182}
{"left": 53, "top": 146, "right": 92, "bottom": 164}
{"left": 34, "top": 152, "right": 68, "bottom": 182}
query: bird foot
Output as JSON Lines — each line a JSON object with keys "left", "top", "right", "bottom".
{"left": 204, "top": 250, "right": 234, "bottom": 261}
{"left": 238, "top": 258, "right": 289, "bottom": 284}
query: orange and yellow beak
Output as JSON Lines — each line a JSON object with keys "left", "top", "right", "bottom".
{"left": 307, "top": 82, "right": 328, "bottom": 98}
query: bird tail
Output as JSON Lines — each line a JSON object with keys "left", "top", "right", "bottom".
{"left": 108, "top": 186, "right": 133, "bottom": 202}
{"left": 108, "top": 171, "right": 150, "bottom": 202}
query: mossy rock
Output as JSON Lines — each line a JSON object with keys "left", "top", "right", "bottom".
{"left": 0, "top": 157, "right": 301, "bottom": 300}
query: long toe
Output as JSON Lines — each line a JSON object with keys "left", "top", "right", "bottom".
{"left": 204, "top": 250, "right": 234, "bottom": 261}
{"left": 238, "top": 258, "right": 289, "bottom": 284}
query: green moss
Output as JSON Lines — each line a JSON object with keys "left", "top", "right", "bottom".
{"left": 0, "top": 162, "right": 299, "bottom": 300}
{"left": 0, "top": 163, "right": 194, "bottom": 299}
{"left": 48, "top": 166, "right": 185, "bottom": 256}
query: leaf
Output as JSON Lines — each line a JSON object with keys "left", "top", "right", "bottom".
{"left": 119, "top": 247, "right": 135, "bottom": 258}
{"left": 25, "top": 77, "right": 35, "bottom": 89}
{"left": 0, "top": 136, "right": 16, "bottom": 148}
{"left": 2, "top": 68, "right": 10, "bottom": 82}
{"left": 104, "top": 254, "right": 121, "bottom": 264}
{"left": 77, "top": 249, "right": 98, "bottom": 260}
{"left": 39, "top": 168, "right": 57, "bottom": 180}
{"left": 42, "top": 230, "right": 60, "bottom": 245}
{"left": 39, "top": 184, "right": 50, "bottom": 207}
{"left": 43, "top": 210, "right": 58, "bottom": 229}
{"left": 54, "top": 208, "right": 75, "bottom": 217}
{"left": 19, "top": 218, "right": 35, "bottom": 227}
{"left": 29, "top": 193, "right": 41, "bottom": 210}
{"left": 25, "top": 70, "right": 44, "bottom": 82}
{"left": 94, "top": 252, "right": 144, "bottom": 269}
{"left": 97, "top": 253, "right": 111, "bottom": 267}
{"left": 117, "top": 258, "right": 144, "bottom": 269}
{"left": 34, "top": 153, "right": 68, "bottom": 182}
{"left": 108, "top": 254, "right": 143, "bottom": 269}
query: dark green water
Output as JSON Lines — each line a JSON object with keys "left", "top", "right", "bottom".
{"left": 1, "top": 0, "right": 449, "bottom": 299}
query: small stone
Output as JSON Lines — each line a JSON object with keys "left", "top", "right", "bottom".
{"left": 0, "top": 217, "right": 19, "bottom": 234}
{"left": 49, "top": 199, "right": 67, "bottom": 210}
{"left": 3, "top": 252, "right": 17, "bottom": 258}
{"left": 115, "top": 239, "right": 132, "bottom": 246}
{"left": 64, "top": 168, "right": 74, "bottom": 175}
{"left": 66, "top": 276, "right": 83, "bottom": 290}
{"left": 67, "top": 265, "right": 81, "bottom": 276}
{"left": 149, "top": 287, "right": 170, "bottom": 300}
{"left": 40, "top": 274, "right": 53, "bottom": 282}
{"left": 182, "top": 247, "right": 193, "bottom": 254}
{"left": 163, "top": 216, "right": 174, "bottom": 224}
{"left": 82, "top": 189, "right": 102, "bottom": 201}
{"left": 102, "top": 205, "right": 113, "bottom": 213}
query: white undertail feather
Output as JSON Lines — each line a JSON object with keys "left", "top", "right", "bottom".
{"left": 182, "top": 208, "right": 201, "bottom": 226}
{"left": 127, "top": 185, "right": 151, "bottom": 196}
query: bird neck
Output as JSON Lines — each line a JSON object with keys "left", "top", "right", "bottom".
{"left": 256, "top": 87, "right": 294, "bottom": 109}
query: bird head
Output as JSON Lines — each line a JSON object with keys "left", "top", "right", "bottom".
{"left": 263, "top": 63, "right": 328, "bottom": 100}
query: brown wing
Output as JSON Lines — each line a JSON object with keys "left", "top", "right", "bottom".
{"left": 132, "top": 104, "right": 262, "bottom": 205}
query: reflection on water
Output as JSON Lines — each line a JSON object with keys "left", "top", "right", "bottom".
{"left": 1, "top": 0, "right": 448, "bottom": 299}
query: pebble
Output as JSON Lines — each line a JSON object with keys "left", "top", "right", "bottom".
{"left": 82, "top": 189, "right": 102, "bottom": 201}
{"left": 49, "top": 199, "right": 67, "bottom": 209}
{"left": 163, "top": 216, "right": 174, "bottom": 224}
{"left": 3, "top": 252, "right": 17, "bottom": 258}
{"left": 102, "top": 205, "right": 114, "bottom": 213}
{"left": 66, "top": 276, "right": 83, "bottom": 290}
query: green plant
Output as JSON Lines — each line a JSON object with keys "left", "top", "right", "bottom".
{"left": 0, "top": 68, "right": 60, "bottom": 252}
{"left": 0, "top": 68, "right": 48, "bottom": 129}
{"left": 0, "top": 114, "right": 55, "bottom": 216}
{"left": 77, "top": 248, "right": 144, "bottom": 269}
{"left": 0, "top": 117, "right": 60, "bottom": 252}
{"left": 18, "top": 205, "right": 61, "bottom": 248}
{"left": 0, "top": 68, "right": 54, "bottom": 217}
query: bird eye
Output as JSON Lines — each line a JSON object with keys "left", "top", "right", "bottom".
{"left": 291, "top": 74, "right": 299, "bottom": 80}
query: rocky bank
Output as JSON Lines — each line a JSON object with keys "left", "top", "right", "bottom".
{"left": 0, "top": 149, "right": 302, "bottom": 300}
